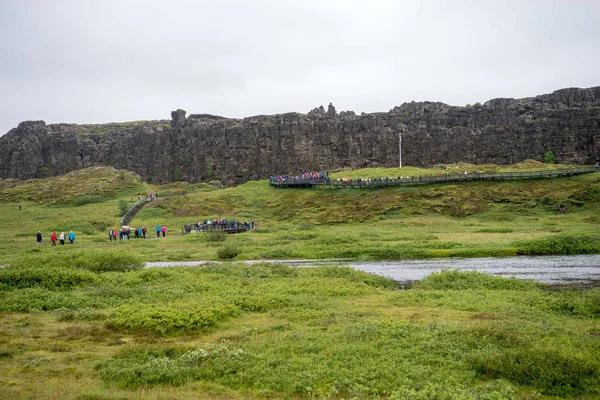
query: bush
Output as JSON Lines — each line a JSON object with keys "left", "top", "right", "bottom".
{"left": 173, "top": 166, "right": 184, "bottom": 182}
{"left": 414, "top": 269, "right": 538, "bottom": 291}
{"left": 205, "top": 231, "right": 227, "bottom": 243}
{"left": 106, "top": 302, "right": 241, "bottom": 335}
{"left": 540, "top": 196, "right": 553, "bottom": 205}
{"left": 310, "top": 265, "right": 397, "bottom": 289}
{"left": 80, "top": 223, "right": 96, "bottom": 235}
{"left": 544, "top": 151, "right": 556, "bottom": 164}
{"left": 217, "top": 244, "right": 240, "bottom": 259}
{"left": 54, "top": 307, "right": 104, "bottom": 321}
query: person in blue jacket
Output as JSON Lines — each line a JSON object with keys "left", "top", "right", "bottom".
{"left": 68, "top": 231, "right": 75, "bottom": 244}
{"left": 156, "top": 225, "right": 161, "bottom": 237}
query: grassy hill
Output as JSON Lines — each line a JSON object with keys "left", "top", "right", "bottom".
{"left": 1, "top": 163, "right": 599, "bottom": 399}
{"left": 1, "top": 162, "right": 598, "bottom": 263}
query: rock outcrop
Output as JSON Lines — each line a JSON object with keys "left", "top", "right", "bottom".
{"left": 1, "top": 87, "right": 599, "bottom": 185}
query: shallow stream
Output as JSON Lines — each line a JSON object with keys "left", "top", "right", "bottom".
{"left": 145, "top": 254, "right": 600, "bottom": 285}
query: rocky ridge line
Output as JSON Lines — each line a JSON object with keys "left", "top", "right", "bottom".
{"left": 1, "top": 86, "right": 599, "bottom": 185}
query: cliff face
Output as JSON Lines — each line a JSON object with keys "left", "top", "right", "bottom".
{"left": 1, "top": 87, "right": 599, "bottom": 185}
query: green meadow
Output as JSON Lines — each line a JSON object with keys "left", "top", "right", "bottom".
{"left": 0, "top": 162, "right": 599, "bottom": 399}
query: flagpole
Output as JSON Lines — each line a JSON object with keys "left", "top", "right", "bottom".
{"left": 399, "top": 134, "right": 402, "bottom": 168}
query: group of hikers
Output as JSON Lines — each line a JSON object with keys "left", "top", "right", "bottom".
{"left": 109, "top": 225, "right": 167, "bottom": 241}
{"left": 270, "top": 171, "right": 329, "bottom": 183}
{"left": 138, "top": 193, "right": 158, "bottom": 202}
{"left": 182, "top": 218, "right": 257, "bottom": 234}
{"left": 36, "top": 231, "right": 76, "bottom": 246}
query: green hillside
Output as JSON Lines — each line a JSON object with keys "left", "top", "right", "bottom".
{"left": 1, "top": 163, "right": 599, "bottom": 263}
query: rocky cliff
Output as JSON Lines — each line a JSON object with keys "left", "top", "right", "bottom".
{"left": 1, "top": 87, "right": 599, "bottom": 185}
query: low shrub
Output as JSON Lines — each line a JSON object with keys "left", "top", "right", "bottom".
{"left": 54, "top": 307, "right": 105, "bottom": 322}
{"left": 106, "top": 302, "right": 241, "bottom": 335}
{"left": 217, "top": 244, "right": 240, "bottom": 260}
{"left": 80, "top": 223, "right": 96, "bottom": 235}
{"left": 205, "top": 231, "right": 227, "bottom": 243}
{"left": 540, "top": 196, "right": 553, "bottom": 205}
{"left": 310, "top": 265, "right": 397, "bottom": 289}
{"left": 414, "top": 270, "right": 538, "bottom": 291}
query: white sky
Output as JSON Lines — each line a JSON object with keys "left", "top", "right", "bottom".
{"left": 1, "top": 0, "right": 599, "bottom": 135}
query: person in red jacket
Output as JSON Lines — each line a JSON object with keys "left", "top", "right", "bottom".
{"left": 51, "top": 231, "right": 57, "bottom": 246}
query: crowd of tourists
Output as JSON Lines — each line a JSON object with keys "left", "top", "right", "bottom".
{"left": 36, "top": 230, "right": 76, "bottom": 246}
{"left": 270, "top": 171, "right": 329, "bottom": 183}
{"left": 336, "top": 176, "right": 417, "bottom": 184}
{"left": 269, "top": 171, "right": 424, "bottom": 185}
{"left": 109, "top": 225, "right": 168, "bottom": 241}
{"left": 182, "top": 218, "right": 257, "bottom": 234}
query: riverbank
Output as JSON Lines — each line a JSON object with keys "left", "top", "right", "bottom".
{"left": 145, "top": 254, "right": 600, "bottom": 285}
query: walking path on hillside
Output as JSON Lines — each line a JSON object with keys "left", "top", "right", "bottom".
{"left": 121, "top": 198, "right": 148, "bottom": 226}
{"left": 270, "top": 166, "right": 599, "bottom": 189}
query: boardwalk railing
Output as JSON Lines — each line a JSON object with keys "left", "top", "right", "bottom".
{"left": 269, "top": 167, "right": 599, "bottom": 189}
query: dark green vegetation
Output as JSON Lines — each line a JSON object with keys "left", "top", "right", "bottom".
{"left": 0, "top": 162, "right": 599, "bottom": 398}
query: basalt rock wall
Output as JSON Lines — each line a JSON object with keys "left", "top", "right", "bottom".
{"left": 1, "top": 87, "right": 599, "bottom": 186}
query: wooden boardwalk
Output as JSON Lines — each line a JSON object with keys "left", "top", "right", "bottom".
{"left": 269, "top": 167, "right": 599, "bottom": 189}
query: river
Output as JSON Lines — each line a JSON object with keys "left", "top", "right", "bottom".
{"left": 145, "top": 254, "right": 600, "bottom": 285}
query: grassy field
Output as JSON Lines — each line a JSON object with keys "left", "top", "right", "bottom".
{"left": 0, "top": 162, "right": 599, "bottom": 399}
{"left": 0, "top": 262, "right": 598, "bottom": 399}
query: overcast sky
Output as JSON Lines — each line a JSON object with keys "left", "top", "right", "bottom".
{"left": 1, "top": 0, "right": 599, "bottom": 135}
